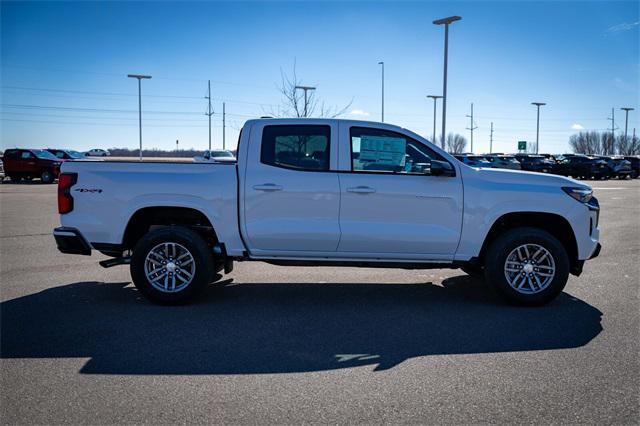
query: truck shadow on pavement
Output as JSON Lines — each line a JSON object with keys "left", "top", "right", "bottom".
{"left": 0, "top": 276, "right": 603, "bottom": 375}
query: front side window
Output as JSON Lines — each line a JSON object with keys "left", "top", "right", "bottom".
{"left": 261, "top": 125, "right": 330, "bottom": 171}
{"left": 350, "top": 127, "right": 443, "bottom": 174}
{"left": 21, "top": 151, "right": 34, "bottom": 159}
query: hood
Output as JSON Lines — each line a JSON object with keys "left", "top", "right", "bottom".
{"left": 469, "top": 165, "right": 590, "bottom": 190}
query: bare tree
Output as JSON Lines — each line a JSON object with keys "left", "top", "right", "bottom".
{"left": 269, "top": 61, "right": 352, "bottom": 118}
{"left": 569, "top": 131, "right": 601, "bottom": 155}
{"left": 601, "top": 132, "right": 616, "bottom": 155}
{"left": 446, "top": 133, "right": 468, "bottom": 154}
{"left": 616, "top": 134, "right": 640, "bottom": 155}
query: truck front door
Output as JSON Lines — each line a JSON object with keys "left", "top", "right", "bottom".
{"left": 336, "top": 125, "right": 463, "bottom": 260}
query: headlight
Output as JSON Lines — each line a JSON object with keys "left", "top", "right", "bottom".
{"left": 562, "top": 186, "right": 593, "bottom": 203}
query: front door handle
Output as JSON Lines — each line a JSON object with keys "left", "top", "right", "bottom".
{"left": 253, "top": 183, "right": 283, "bottom": 192}
{"left": 347, "top": 186, "right": 376, "bottom": 194}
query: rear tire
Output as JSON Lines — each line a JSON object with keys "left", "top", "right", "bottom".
{"left": 130, "top": 226, "right": 215, "bottom": 304}
{"left": 484, "top": 227, "right": 569, "bottom": 306}
{"left": 40, "top": 169, "right": 54, "bottom": 184}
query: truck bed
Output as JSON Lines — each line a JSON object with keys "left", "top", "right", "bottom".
{"left": 59, "top": 161, "right": 242, "bottom": 253}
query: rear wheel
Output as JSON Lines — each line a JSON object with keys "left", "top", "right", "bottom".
{"left": 130, "top": 226, "right": 215, "bottom": 304}
{"left": 484, "top": 227, "right": 569, "bottom": 306}
{"left": 40, "top": 169, "right": 54, "bottom": 184}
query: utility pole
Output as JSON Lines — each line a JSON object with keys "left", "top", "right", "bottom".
{"left": 489, "top": 122, "right": 494, "bottom": 154}
{"left": 205, "top": 80, "right": 214, "bottom": 151}
{"left": 294, "top": 85, "right": 316, "bottom": 117}
{"left": 621, "top": 107, "right": 634, "bottom": 144}
{"left": 222, "top": 102, "right": 226, "bottom": 150}
{"left": 531, "top": 102, "right": 546, "bottom": 154}
{"left": 607, "top": 108, "right": 616, "bottom": 155}
{"left": 127, "top": 74, "right": 152, "bottom": 161}
{"left": 466, "top": 102, "right": 478, "bottom": 153}
{"left": 378, "top": 61, "right": 385, "bottom": 122}
{"left": 433, "top": 15, "right": 462, "bottom": 150}
{"left": 427, "top": 95, "right": 443, "bottom": 144}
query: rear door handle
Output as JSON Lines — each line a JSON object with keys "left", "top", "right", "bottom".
{"left": 347, "top": 186, "right": 376, "bottom": 194}
{"left": 253, "top": 183, "right": 283, "bottom": 192}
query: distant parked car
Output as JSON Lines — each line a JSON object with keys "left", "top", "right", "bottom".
{"left": 2, "top": 148, "right": 64, "bottom": 183}
{"left": 514, "top": 154, "right": 558, "bottom": 173}
{"left": 554, "top": 155, "right": 610, "bottom": 180}
{"left": 453, "top": 154, "right": 492, "bottom": 167}
{"left": 193, "top": 150, "right": 236, "bottom": 163}
{"left": 602, "top": 156, "right": 633, "bottom": 179}
{"left": 484, "top": 154, "right": 521, "bottom": 170}
{"left": 0, "top": 159, "right": 5, "bottom": 182}
{"left": 85, "top": 148, "right": 110, "bottom": 157}
{"left": 623, "top": 156, "right": 640, "bottom": 178}
{"left": 47, "top": 149, "right": 89, "bottom": 160}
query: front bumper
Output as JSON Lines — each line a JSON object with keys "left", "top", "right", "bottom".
{"left": 53, "top": 227, "right": 92, "bottom": 255}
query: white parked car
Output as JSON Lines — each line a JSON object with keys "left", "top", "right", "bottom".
{"left": 193, "top": 149, "right": 236, "bottom": 163}
{"left": 85, "top": 148, "right": 110, "bottom": 157}
{"left": 53, "top": 118, "right": 601, "bottom": 306}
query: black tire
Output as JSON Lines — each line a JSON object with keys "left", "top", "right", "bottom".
{"left": 40, "top": 169, "right": 54, "bottom": 184}
{"left": 130, "top": 226, "right": 215, "bottom": 304}
{"left": 484, "top": 227, "right": 569, "bottom": 306}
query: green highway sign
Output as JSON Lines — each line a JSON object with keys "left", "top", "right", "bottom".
{"left": 518, "top": 141, "right": 527, "bottom": 151}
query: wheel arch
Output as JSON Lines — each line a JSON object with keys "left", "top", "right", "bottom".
{"left": 478, "top": 211, "right": 579, "bottom": 274}
{"left": 121, "top": 206, "right": 219, "bottom": 250}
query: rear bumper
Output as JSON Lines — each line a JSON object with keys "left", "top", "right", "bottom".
{"left": 53, "top": 227, "right": 92, "bottom": 255}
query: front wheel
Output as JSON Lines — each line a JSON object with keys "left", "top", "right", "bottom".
{"left": 484, "top": 227, "right": 569, "bottom": 306}
{"left": 130, "top": 226, "right": 215, "bottom": 304}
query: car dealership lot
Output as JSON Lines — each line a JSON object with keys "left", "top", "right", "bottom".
{"left": 1, "top": 180, "right": 638, "bottom": 424}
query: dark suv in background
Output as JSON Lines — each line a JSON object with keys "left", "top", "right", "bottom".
{"left": 601, "top": 156, "right": 633, "bottom": 179}
{"left": 624, "top": 156, "right": 640, "bottom": 178}
{"left": 554, "top": 154, "right": 610, "bottom": 179}
{"left": 2, "top": 149, "right": 63, "bottom": 183}
{"left": 514, "top": 154, "right": 558, "bottom": 173}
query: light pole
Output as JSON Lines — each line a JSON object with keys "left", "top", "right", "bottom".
{"left": 294, "top": 85, "right": 316, "bottom": 117}
{"left": 378, "top": 61, "right": 385, "bottom": 122}
{"left": 127, "top": 74, "right": 152, "bottom": 161}
{"left": 531, "top": 102, "right": 546, "bottom": 154}
{"left": 621, "top": 107, "right": 634, "bottom": 144}
{"left": 433, "top": 15, "right": 461, "bottom": 150}
{"left": 427, "top": 95, "right": 443, "bottom": 144}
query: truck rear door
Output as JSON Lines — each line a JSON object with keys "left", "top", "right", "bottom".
{"left": 242, "top": 121, "right": 341, "bottom": 253}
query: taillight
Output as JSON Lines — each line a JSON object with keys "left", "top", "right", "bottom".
{"left": 58, "top": 173, "right": 77, "bottom": 214}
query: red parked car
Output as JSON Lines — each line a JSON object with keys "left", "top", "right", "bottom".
{"left": 2, "top": 149, "right": 64, "bottom": 184}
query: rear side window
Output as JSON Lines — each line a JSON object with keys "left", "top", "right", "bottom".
{"left": 261, "top": 125, "right": 330, "bottom": 171}
{"left": 3, "top": 150, "right": 18, "bottom": 159}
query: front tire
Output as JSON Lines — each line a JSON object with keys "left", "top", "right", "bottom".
{"left": 130, "top": 226, "right": 215, "bottom": 304}
{"left": 484, "top": 227, "right": 569, "bottom": 306}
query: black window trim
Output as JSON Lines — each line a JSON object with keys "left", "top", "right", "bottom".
{"left": 259, "top": 124, "right": 333, "bottom": 173}
{"left": 348, "top": 125, "right": 455, "bottom": 176}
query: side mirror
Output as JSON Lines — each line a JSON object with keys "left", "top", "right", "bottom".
{"left": 429, "top": 160, "right": 455, "bottom": 177}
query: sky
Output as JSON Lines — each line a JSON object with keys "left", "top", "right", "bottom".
{"left": 1, "top": 0, "right": 638, "bottom": 154}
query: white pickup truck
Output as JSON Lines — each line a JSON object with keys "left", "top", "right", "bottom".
{"left": 54, "top": 118, "right": 601, "bottom": 305}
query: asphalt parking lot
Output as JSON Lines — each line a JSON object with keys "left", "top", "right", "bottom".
{"left": 1, "top": 179, "right": 638, "bottom": 424}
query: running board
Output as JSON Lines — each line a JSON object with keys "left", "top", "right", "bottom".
{"left": 99, "top": 256, "right": 131, "bottom": 268}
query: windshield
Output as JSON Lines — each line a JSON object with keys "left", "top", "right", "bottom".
{"left": 33, "top": 150, "right": 59, "bottom": 160}
{"left": 211, "top": 150, "right": 233, "bottom": 157}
